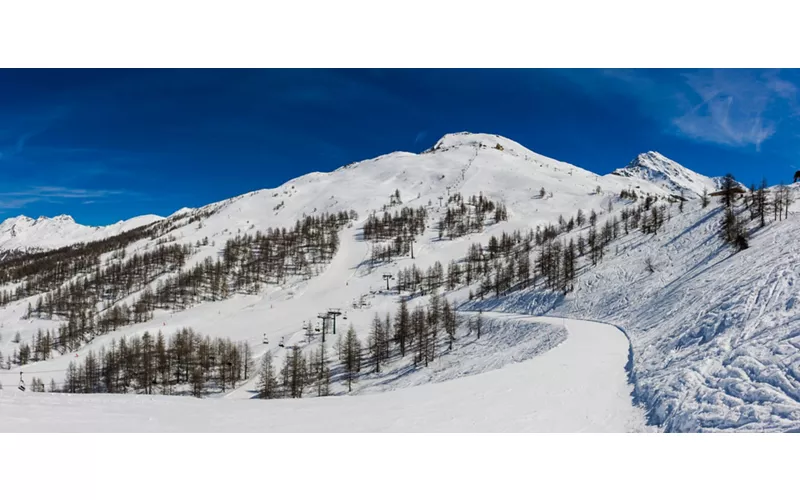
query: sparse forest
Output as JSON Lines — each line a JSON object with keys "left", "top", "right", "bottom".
{"left": 3, "top": 210, "right": 355, "bottom": 369}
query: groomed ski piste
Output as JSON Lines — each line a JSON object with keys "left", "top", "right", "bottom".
{"left": 1, "top": 132, "right": 798, "bottom": 432}
{"left": 0, "top": 315, "right": 648, "bottom": 432}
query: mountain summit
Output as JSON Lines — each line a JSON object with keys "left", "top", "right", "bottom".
{"left": 610, "top": 151, "right": 722, "bottom": 198}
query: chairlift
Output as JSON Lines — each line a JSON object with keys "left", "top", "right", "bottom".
{"left": 342, "top": 313, "right": 348, "bottom": 320}
{"left": 314, "top": 326, "right": 320, "bottom": 333}
{"left": 262, "top": 334, "right": 269, "bottom": 345}
{"left": 278, "top": 337, "right": 285, "bottom": 348}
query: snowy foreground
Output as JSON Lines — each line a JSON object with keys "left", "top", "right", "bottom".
{"left": 0, "top": 313, "right": 649, "bottom": 432}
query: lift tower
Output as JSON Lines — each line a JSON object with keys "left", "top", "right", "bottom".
{"left": 317, "top": 313, "right": 329, "bottom": 343}
{"left": 327, "top": 308, "right": 343, "bottom": 337}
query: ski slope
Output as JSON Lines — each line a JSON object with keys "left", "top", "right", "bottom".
{"left": 0, "top": 313, "right": 649, "bottom": 432}
{"left": 2, "top": 132, "right": 676, "bottom": 396}
{"left": 471, "top": 194, "right": 800, "bottom": 432}
{"left": 2, "top": 131, "right": 798, "bottom": 432}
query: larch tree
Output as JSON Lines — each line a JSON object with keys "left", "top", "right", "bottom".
{"left": 258, "top": 351, "right": 279, "bottom": 399}
{"left": 394, "top": 299, "right": 411, "bottom": 357}
{"left": 367, "top": 313, "right": 386, "bottom": 373}
{"left": 342, "top": 325, "right": 361, "bottom": 392}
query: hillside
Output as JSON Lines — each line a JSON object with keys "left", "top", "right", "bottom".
{"left": 0, "top": 132, "right": 796, "bottom": 432}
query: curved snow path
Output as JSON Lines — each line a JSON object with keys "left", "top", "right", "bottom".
{"left": 0, "top": 312, "right": 649, "bottom": 432}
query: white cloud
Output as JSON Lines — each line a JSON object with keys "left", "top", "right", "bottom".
{"left": 672, "top": 70, "right": 797, "bottom": 150}
{"left": 0, "top": 185, "right": 131, "bottom": 211}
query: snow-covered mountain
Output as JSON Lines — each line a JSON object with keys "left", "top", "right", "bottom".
{"left": 610, "top": 151, "right": 731, "bottom": 198}
{"left": 3, "top": 132, "right": 798, "bottom": 433}
{"left": 0, "top": 134, "right": 687, "bottom": 256}
{"left": 0, "top": 213, "right": 163, "bottom": 254}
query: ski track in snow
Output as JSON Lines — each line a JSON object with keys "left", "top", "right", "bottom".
{"left": 0, "top": 312, "right": 649, "bottom": 432}
{"left": 472, "top": 202, "right": 800, "bottom": 432}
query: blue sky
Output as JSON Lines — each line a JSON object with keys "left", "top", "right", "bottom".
{"left": 1, "top": 69, "right": 799, "bottom": 225}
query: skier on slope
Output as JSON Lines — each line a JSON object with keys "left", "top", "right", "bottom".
{"left": 18, "top": 372, "right": 25, "bottom": 392}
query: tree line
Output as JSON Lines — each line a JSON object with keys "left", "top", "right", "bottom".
{"left": 53, "top": 327, "right": 254, "bottom": 396}
{"left": 257, "top": 293, "right": 465, "bottom": 398}
{"left": 0, "top": 207, "right": 214, "bottom": 307}
{"left": 438, "top": 192, "right": 508, "bottom": 240}
{"left": 5, "top": 210, "right": 355, "bottom": 369}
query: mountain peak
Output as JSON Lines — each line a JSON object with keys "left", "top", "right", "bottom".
{"left": 52, "top": 214, "right": 76, "bottom": 223}
{"left": 633, "top": 151, "right": 671, "bottom": 164}
{"left": 430, "top": 132, "right": 513, "bottom": 152}
{"left": 612, "top": 151, "right": 717, "bottom": 198}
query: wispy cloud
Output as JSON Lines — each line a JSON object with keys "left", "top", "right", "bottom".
{"left": 0, "top": 185, "right": 134, "bottom": 212}
{"left": 0, "top": 197, "right": 41, "bottom": 210}
{"left": 0, "top": 105, "right": 72, "bottom": 158}
{"left": 585, "top": 69, "right": 799, "bottom": 152}
{"left": 672, "top": 70, "right": 797, "bottom": 150}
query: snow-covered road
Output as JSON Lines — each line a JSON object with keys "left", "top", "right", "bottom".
{"left": 0, "top": 313, "right": 649, "bottom": 432}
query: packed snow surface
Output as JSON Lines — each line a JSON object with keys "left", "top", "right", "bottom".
{"left": 0, "top": 314, "right": 648, "bottom": 432}
{"left": 472, "top": 196, "right": 800, "bottom": 432}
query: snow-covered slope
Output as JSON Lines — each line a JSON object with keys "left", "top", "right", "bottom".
{"left": 2, "top": 131, "right": 797, "bottom": 432}
{"left": 609, "top": 151, "right": 726, "bottom": 198}
{"left": 2, "top": 133, "right": 680, "bottom": 257}
{"left": 121, "top": 132, "right": 682, "bottom": 256}
{"left": 470, "top": 187, "right": 800, "bottom": 432}
{"left": 0, "top": 314, "right": 649, "bottom": 432}
{"left": 0, "top": 213, "right": 163, "bottom": 254}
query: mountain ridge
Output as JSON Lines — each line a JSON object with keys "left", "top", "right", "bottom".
{"left": 610, "top": 150, "right": 736, "bottom": 198}
{"left": 1, "top": 132, "right": 719, "bottom": 240}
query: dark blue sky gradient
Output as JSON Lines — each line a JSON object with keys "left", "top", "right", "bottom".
{"left": 1, "top": 69, "right": 798, "bottom": 225}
